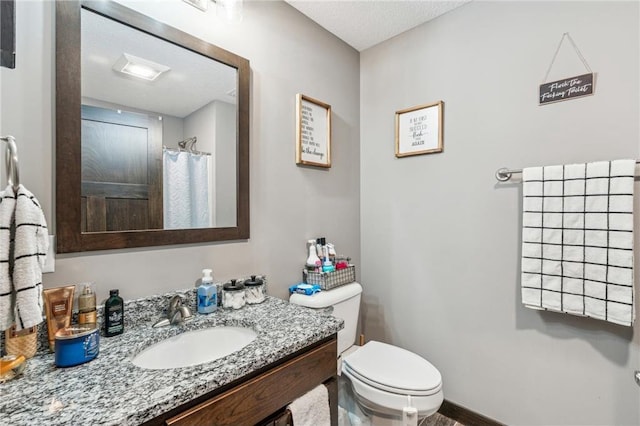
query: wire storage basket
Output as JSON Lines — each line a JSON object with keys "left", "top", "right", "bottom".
{"left": 303, "top": 265, "right": 356, "bottom": 290}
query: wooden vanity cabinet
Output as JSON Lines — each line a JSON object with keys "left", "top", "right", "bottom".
{"left": 143, "top": 336, "right": 338, "bottom": 426}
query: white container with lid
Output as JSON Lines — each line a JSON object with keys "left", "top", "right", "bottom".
{"left": 222, "top": 279, "right": 245, "bottom": 309}
{"left": 244, "top": 275, "right": 266, "bottom": 304}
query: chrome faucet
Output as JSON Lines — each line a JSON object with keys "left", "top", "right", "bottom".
{"left": 153, "top": 295, "right": 193, "bottom": 327}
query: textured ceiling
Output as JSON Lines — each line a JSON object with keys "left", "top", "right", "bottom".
{"left": 286, "top": 0, "right": 472, "bottom": 51}
{"left": 82, "top": 8, "right": 236, "bottom": 118}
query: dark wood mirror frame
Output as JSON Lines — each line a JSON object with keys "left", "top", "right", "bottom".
{"left": 56, "top": 0, "right": 250, "bottom": 253}
{"left": 1, "top": 0, "right": 16, "bottom": 69}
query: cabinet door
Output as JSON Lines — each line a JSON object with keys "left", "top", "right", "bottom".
{"left": 166, "top": 339, "right": 337, "bottom": 426}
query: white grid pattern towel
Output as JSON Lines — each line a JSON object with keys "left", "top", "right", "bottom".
{"left": 12, "top": 185, "right": 49, "bottom": 330}
{"left": 521, "top": 160, "right": 635, "bottom": 326}
{"left": 0, "top": 185, "right": 16, "bottom": 331}
{"left": 0, "top": 185, "right": 48, "bottom": 331}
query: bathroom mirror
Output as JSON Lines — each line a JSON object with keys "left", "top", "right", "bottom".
{"left": 56, "top": 0, "right": 249, "bottom": 253}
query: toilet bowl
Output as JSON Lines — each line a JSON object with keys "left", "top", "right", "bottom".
{"left": 289, "top": 282, "right": 443, "bottom": 425}
{"left": 341, "top": 341, "right": 443, "bottom": 422}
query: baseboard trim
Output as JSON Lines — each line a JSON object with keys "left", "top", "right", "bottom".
{"left": 438, "top": 400, "right": 504, "bottom": 426}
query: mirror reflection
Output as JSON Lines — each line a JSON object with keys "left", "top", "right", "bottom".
{"left": 81, "top": 8, "right": 238, "bottom": 232}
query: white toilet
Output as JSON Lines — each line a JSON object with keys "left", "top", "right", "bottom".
{"left": 290, "top": 282, "right": 443, "bottom": 425}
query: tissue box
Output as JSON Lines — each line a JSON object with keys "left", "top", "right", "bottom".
{"left": 302, "top": 265, "right": 356, "bottom": 290}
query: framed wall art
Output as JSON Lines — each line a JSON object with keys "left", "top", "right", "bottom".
{"left": 395, "top": 100, "right": 443, "bottom": 158}
{"left": 296, "top": 93, "right": 331, "bottom": 168}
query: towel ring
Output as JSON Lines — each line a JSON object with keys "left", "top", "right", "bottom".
{"left": 1, "top": 135, "right": 20, "bottom": 191}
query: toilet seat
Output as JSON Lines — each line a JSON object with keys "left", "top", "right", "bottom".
{"left": 342, "top": 341, "right": 442, "bottom": 396}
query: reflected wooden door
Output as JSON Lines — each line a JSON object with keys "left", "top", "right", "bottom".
{"left": 80, "top": 105, "right": 162, "bottom": 232}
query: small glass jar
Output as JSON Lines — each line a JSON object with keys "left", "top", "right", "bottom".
{"left": 244, "top": 275, "right": 266, "bottom": 304}
{"left": 222, "top": 279, "right": 245, "bottom": 310}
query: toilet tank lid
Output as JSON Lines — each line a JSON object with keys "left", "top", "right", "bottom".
{"left": 289, "top": 282, "right": 362, "bottom": 308}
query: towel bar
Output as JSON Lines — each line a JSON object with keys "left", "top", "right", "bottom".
{"left": 495, "top": 160, "right": 640, "bottom": 182}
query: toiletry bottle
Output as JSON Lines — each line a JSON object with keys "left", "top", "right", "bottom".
{"left": 306, "top": 239, "right": 315, "bottom": 252}
{"left": 306, "top": 243, "right": 322, "bottom": 270}
{"left": 104, "top": 289, "right": 124, "bottom": 337}
{"left": 321, "top": 239, "right": 334, "bottom": 272}
{"left": 197, "top": 269, "right": 217, "bottom": 314}
{"left": 43, "top": 285, "right": 76, "bottom": 351}
{"left": 322, "top": 255, "right": 335, "bottom": 272}
{"left": 77, "top": 283, "right": 97, "bottom": 325}
{"left": 316, "top": 238, "right": 324, "bottom": 262}
{"left": 327, "top": 243, "right": 336, "bottom": 264}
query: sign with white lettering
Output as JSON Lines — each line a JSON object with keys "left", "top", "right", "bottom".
{"left": 395, "top": 101, "right": 443, "bottom": 158}
{"left": 539, "top": 73, "right": 594, "bottom": 105}
{"left": 296, "top": 94, "right": 331, "bottom": 168}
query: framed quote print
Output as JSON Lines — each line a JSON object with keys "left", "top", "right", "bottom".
{"left": 395, "top": 100, "right": 443, "bottom": 158}
{"left": 296, "top": 93, "right": 331, "bottom": 168}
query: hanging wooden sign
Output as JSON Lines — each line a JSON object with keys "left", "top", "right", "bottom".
{"left": 295, "top": 94, "right": 331, "bottom": 168}
{"left": 539, "top": 72, "right": 594, "bottom": 105}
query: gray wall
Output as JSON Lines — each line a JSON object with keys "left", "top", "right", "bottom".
{"left": 0, "top": 1, "right": 360, "bottom": 302}
{"left": 183, "top": 99, "right": 238, "bottom": 227}
{"left": 214, "top": 101, "right": 238, "bottom": 227}
{"left": 360, "top": 1, "right": 639, "bottom": 424}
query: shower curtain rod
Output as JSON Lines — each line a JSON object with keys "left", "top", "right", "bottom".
{"left": 163, "top": 146, "right": 212, "bottom": 156}
{"left": 495, "top": 161, "right": 640, "bottom": 182}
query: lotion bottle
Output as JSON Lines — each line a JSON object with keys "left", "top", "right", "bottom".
{"left": 197, "top": 269, "right": 217, "bottom": 314}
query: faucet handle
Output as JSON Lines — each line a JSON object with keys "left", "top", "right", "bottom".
{"left": 169, "top": 294, "right": 184, "bottom": 310}
{"left": 168, "top": 295, "right": 185, "bottom": 316}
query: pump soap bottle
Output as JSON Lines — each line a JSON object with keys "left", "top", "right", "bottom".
{"left": 197, "top": 269, "right": 217, "bottom": 314}
{"left": 104, "top": 289, "right": 124, "bottom": 337}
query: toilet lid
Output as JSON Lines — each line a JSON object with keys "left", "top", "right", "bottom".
{"left": 342, "top": 341, "right": 442, "bottom": 396}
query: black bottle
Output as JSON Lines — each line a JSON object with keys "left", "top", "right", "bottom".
{"left": 104, "top": 289, "right": 124, "bottom": 337}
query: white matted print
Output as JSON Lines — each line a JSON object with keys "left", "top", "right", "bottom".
{"left": 296, "top": 94, "right": 331, "bottom": 168}
{"left": 395, "top": 101, "right": 443, "bottom": 158}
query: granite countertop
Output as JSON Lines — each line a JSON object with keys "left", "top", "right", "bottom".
{"left": 0, "top": 294, "right": 343, "bottom": 425}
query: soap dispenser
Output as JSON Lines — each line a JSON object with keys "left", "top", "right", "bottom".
{"left": 197, "top": 269, "right": 217, "bottom": 314}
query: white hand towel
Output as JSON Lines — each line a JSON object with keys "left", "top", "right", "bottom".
{"left": 12, "top": 185, "right": 48, "bottom": 330}
{"left": 288, "top": 384, "right": 331, "bottom": 426}
{"left": 0, "top": 185, "right": 16, "bottom": 331}
{"left": 521, "top": 159, "right": 635, "bottom": 326}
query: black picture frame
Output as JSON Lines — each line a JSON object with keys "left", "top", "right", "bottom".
{"left": 1, "top": 0, "right": 16, "bottom": 69}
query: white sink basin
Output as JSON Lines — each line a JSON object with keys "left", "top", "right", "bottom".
{"left": 132, "top": 326, "right": 257, "bottom": 370}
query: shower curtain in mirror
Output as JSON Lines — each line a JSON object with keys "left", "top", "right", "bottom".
{"left": 163, "top": 150, "right": 212, "bottom": 229}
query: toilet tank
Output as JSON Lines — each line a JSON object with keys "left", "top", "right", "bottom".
{"left": 289, "top": 282, "right": 362, "bottom": 356}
